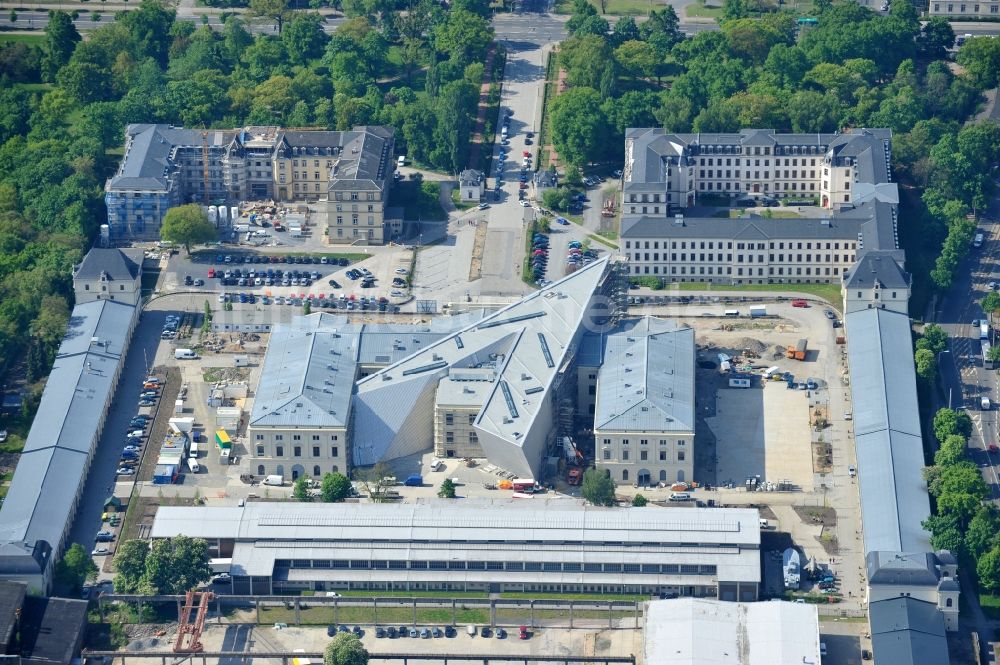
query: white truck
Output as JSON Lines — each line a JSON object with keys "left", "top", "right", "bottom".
{"left": 981, "top": 321, "right": 990, "bottom": 340}
{"left": 186, "top": 457, "right": 200, "bottom": 473}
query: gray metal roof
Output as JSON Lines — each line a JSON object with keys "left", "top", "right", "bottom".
{"left": 459, "top": 169, "right": 483, "bottom": 186}
{"left": 249, "top": 313, "right": 485, "bottom": 429}
{"left": 0, "top": 300, "right": 133, "bottom": 562}
{"left": 866, "top": 552, "right": 940, "bottom": 587}
{"left": 152, "top": 500, "right": 762, "bottom": 583}
{"left": 845, "top": 308, "right": 931, "bottom": 555}
{"left": 644, "top": 599, "right": 820, "bottom": 665}
{"left": 73, "top": 248, "right": 143, "bottom": 282}
{"left": 869, "top": 597, "right": 949, "bottom": 665}
{"left": 595, "top": 318, "right": 695, "bottom": 433}
{"left": 353, "top": 258, "right": 613, "bottom": 475}
{"left": 107, "top": 124, "right": 234, "bottom": 191}
{"left": 844, "top": 250, "right": 911, "bottom": 290}
{"left": 621, "top": 201, "right": 894, "bottom": 251}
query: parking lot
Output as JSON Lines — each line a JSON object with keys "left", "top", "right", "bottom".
{"left": 162, "top": 247, "right": 415, "bottom": 307}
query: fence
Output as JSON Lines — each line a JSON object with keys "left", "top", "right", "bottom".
{"left": 98, "top": 594, "right": 646, "bottom": 631}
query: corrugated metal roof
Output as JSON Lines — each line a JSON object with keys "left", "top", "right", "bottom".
{"left": 644, "top": 598, "right": 820, "bottom": 665}
{"left": 595, "top": 318, "right": 695, "bottom": 433}
{"left": 869, "top": 598, "right": 949, "bottom": 665}
{"left": 152, "top": 500, "right": 762, "bottom": 583}
{"left": 846, "top": 308, "right": 930, "bottom": 555}
{"left": 0, "top": 299, "right": 134, "bottom": 561}
{"left": 249, "top": 313, "right": 486, "bottom": 429}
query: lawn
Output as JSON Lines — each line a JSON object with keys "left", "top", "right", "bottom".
{"left": 554, "top": 0, "right": 673, "bottom": 14}
{"left": 500, "top": 591, "right": 646, "bottom": 602}
{"left": 685, "top": 0, "right": 724, "bottom": 17}
{"left": 0, "top": 33, "right": 45, "bottom": 45}
{"left": 670, "top": 281, "right": 843, "bottom": 304}
{"left": 258, "top": 604, "right": 490, "bottom": 626}
{"left": 339, "top": 590, "right": 488, "bottom": 599}
{"left": 980, "top": 593, "right": 1000, "bottom": 620}
{"left": 13, "top": 83, "right": 52, "bottom": 93}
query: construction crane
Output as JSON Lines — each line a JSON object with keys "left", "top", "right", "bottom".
{"left": 173, "top": 589, "right": 213, "bottom": 653}
{"left": 201, "top": 132, "right": 210, "bottom": 205}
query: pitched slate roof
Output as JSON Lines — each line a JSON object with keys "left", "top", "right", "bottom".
{"left": 73, "top": 248, "right": 143, "bottom": 282}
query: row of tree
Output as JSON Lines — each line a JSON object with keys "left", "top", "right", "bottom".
{"left": 920, "top": 409, "right": 1000, "bottom": 591}
{"left": 113, "top": 536, "right": 212, "bottom": 594}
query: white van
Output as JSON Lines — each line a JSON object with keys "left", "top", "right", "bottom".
{"left": 430, "top": 459, "right": 445, "bottom": 472}
{"left": 724, "top": 309, "right": 740, "bottom": 317}
{"left": 187, "top": 457, "right": 200, "bottom": 473}
{"left": 175, "top": 349, "right": 198, "bottom": 360}
{"left": 397, "top": 155, "right": 406, "bottom": 167}
{"left": 669, "top": 492, "right": 691, "bottom": 502}
{"left": 263, "top": 474, "right": 284, "bottom": 486}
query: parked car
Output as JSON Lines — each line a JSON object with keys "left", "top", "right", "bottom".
{"left": 92, "top": 547, "right": 111, "bottom": 556}
{"left": 519, "top": 626, "right": 529, "bottom": 640}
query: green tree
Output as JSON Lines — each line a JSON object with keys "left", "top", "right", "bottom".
{"left": 160, "top": 204, "right": 216, "bottom": 254}
{"left": 978, "top": 545, "right": 1000, "bottom": 593}
{"left": 550, "top": 87, "right": 610, "bottom": 168}
{"left": 916, "top": 323, "right": 949, "bottom": 354}
{"left": 112, "top": 540, "right": 149, "bottom": 593}
{"left": 956, "top": 36, "right": 1000, "bottom": 89}
{"left": 632, "top": 494, "right": 648, "bottom": 507}
{"left": 303, "top": 299, "right": 312, "bottom": 315}
{"left": 249, "top": 0, "right": 290, "bottom": 34}
{"left": 918, "top": 17, "right": 954, "bottom": 60}
{"left": 966, "top": 505, "right": 1000, "bottom": 559}
{"left": 915, "top": 348, "right": 936, "bottom": 383}
{"left": 42, "top": 11, "right": 81, "bottom": 82}
{"left": 293, "top": 476, "right": 312, "bottom": 500}
{"left": 320, "top": 472, "right": 352, "bottom": 502}
{"left": 923, "top": 513, "right": 965, "bottom": 554}
{"left": 324, "top": 632, "right": 369, "bottom": 665}
{"left": 581, "top": 468, "right": 616, "bottom": 506}
{"left": 432, "top": 10, "right": 493, "bottom": 67}
{"left": 933, "top": 408, "right": 973, "bottom": 443}
{"left": 144, "top": 536, "right": 212, "bottom": 594}
{"left": 989, "top": 345, "right": 1000, "bottom": 365}
{"left": 438, "top": 478, "right": 456, "bottom": 498}
{"left": 55, "top": 543, "right": 98, "bottom": 594}
{"left": 282, "top": 12, "right": 328, "bottom": 65}
{"left": 934, "top": 434, "right": 967, "bottom": 467}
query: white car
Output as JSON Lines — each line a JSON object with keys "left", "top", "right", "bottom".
{"left": 0, "top": 430, "right": 6, "bottom": 443}
{"left": 390, "top": 290, "right": 406, "bottom": 297}
{"left": 520, "top": 200, "right": 531, "bottom": 207}
{"left": 394, "top": 268, "right": 409, "bottom": 275}
{"left": 116, "top": 467, "right": 135, "bottom": 475}
{"left": 477, "top": 203, "right": 490, "bottom": 210}
{"left": 92, "top": 548, "right": 111, "bottom": 556}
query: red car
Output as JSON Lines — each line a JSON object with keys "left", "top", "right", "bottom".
{"left": 519, "top": 626, "right": 529, "bottom": 640}
{"left": 791, "top": 299, "right": 808, "bottom": 308}
{"left": 208, "top": 268, "right": 216, "bottom": 278}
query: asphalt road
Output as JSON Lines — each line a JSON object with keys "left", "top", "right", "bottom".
{"left": 65, "top": 307, "right": 171, "bottom": 556}
{"left": 936, "top": 184, "right": 1000, "bottom": 498}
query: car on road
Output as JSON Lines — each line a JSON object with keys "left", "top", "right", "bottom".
{"left": 395, "top": 267, "right": 409, "bottom": 275}
{"left": 95, "top": 531, "right": 115, "bottom": 542}
{"left": 848, "top": 465, "right": 857, "bottom": 478}
{"left": 520, "top": 200, "right": 530, "bottom": 207}
{"left": 92, "top": 547, "right": 110, "bottom": 556}
{"left": 478, "top": 203, "right": 490, "bottom": 210}
{"left": 824, "top": 309, "right": 836, "bottom": 320}
{"left": 791, "top": 299, "right": 808, "bottom": 307}
{"left": 555, "top": 217, "right": 569, "bottom": 225}
{"left": 390, "top": 290, "right": 406, "bottom": 297}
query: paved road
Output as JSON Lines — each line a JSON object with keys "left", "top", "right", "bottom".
{"left": 936, "top": 183, "right": 1000, "bottom": 497}
{"left": 66, "top": 308, "right": 168, "bottom": 556}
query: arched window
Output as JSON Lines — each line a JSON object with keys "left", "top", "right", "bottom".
{"left": 332, "top": 465, "right": 339, "bottom": 473}
{"left": 257, "top": 465, "right": 265, "bottom": 475}
{"left": 622, "top": 469, "right": 629, "bottom": 481}
{"left": 659, "top": 470, "right": 667, "bottom": 482}
{"left": 313, "top": 465, "right": 321, "bottom": 477}
{"left": 946, "top": 598, "right": 953, "bottom": 607}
